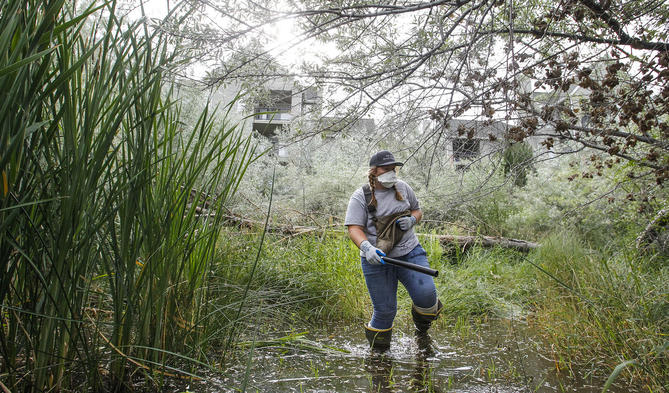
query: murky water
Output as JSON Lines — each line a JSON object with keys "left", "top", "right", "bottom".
{"left": 175, "top": 318, "right": 638, "bottom": 393}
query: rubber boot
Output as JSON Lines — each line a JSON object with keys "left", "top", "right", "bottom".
{"left": 411, "top": 300, "right": 443, "bottom": 333}
{"left": 364, "top": 325, "right": 392, "bottom": 351}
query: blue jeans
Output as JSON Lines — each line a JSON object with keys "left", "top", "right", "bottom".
{"left": 361, "top": 244, "right": 438, "bottom": 330}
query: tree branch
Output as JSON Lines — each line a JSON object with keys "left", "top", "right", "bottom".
{"left": 576, "top": 0, "right": 666, "bottom": 52}
{"left": 485, "top": 28, "right": 669, "bottom": 52}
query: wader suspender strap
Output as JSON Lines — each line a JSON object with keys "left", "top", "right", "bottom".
{"left": 362, "top": 184, "right": 376, "bottom": 221}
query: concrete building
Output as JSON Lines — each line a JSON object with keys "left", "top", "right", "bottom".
{"left": 198, "top": 76, "right": 375, "bottom": 165}
{"left": 422, "top": 118, "right": 507, "bottom": 170}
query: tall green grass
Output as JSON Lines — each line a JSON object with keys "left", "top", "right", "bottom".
{"left": 210, "top": 229, "right": 368, "bottom": 332}
{"left": 219, "top": 227, "right": 667, "bottom": 389}
{"left": 0, "top": 1, "right": 256, "bottom": 391}
{"left": 528, "top": 233, "right": 668, "bottom": 390}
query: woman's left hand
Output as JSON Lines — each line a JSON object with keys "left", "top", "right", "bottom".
{"left": 396, "top": 216, "right": 416, "bottom": 231}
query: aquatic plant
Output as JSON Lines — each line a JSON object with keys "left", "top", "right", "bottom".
{"left": 0, "top": 0, "right": 255, "bottom": 390}
{"left": 528, "top": 233, "right": 669, "bottom": 390}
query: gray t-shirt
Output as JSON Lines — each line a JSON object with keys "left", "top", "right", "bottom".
{"left": 344, "top": 180, "right": 420, "bottom": 258}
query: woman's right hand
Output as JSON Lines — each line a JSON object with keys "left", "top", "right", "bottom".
{"left": 360, "top": 240, "right": 385, "bottom": 265}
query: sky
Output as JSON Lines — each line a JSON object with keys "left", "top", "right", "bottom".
{"left": 127, "top": 0, "right": 485, "bottom": 121}
{"left": 136, "top": 0, "right": 334, "bottom": 78}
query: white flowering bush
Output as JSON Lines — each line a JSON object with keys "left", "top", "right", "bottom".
{"left": 227, "top": 128, "right": 664, "bottom": 250}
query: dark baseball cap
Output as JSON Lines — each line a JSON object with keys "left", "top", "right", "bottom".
{"left": 369, "top": 150, "right": 404, "bottom": 167}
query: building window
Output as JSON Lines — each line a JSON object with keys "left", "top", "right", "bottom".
{"left": 453, "top": 138, "right": 480, "bottom": 161}
{"left": 302, "top": 87, "right": 319, "bottom": 104}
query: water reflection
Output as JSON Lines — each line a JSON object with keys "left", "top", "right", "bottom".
{"left": 411, "top": 332, "right": 443, "bottom": 393}
{"left": 169, "top": 318, "right": 635, "bottom": 393}
{"left": 365, "top": 353, "right": 393, "bottom": 393}
{"left": 365, "top": 331, "right": 443, "bottom": 393}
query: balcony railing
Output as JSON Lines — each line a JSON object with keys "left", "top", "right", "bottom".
{"left": 254, "top": 112, "right": 293, "bottom": 121}
{"left": 254, "top": 106, "right": 292, "bottom": 121}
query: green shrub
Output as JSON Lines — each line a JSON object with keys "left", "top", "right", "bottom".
{"left": 503, "top": 141, "right": 535, "bottom": 187}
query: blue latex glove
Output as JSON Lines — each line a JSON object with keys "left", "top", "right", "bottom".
{"left": 360, "top": 240, "right": 385, "bottom": 265}
{"left": 396, "top": 215, "right": 417, "bottom": 231}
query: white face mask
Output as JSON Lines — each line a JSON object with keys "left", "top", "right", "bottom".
{"left": 376, "top": 171, "right": 398, "bottom": 188}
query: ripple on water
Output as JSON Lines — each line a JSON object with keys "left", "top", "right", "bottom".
{"left": 173, "top": 319, "right": 636, "bottom": 393}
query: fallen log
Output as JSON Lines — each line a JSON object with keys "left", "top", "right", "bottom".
{"left": 431, "top": 234, "right": 540, "bottom": 253}
{"left": 222, "top": 214, "right": 336, "bottom": 234}
{"left": 221, "top": 214, "right": 540, "bottom": 251}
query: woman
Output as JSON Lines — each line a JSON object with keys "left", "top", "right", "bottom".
{"left": 345, "top": 150, "right": 442, "bottom": 351}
